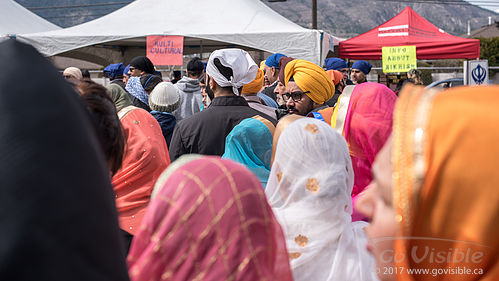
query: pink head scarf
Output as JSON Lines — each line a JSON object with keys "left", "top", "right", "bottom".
{"left": 127, "top": 156, "right": 293, "bottom": 281}
{"left": 342, "top": 82, "right": 397, "bottom": 220}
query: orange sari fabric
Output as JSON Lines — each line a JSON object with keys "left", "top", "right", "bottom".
{"left": 127, "top": 157, "right": 293, "bottom": 281}
{"left": 112, "top": 106, "right": 170, "bottom": 235}
{"left": 393, "top": 85, "right": 499, "bottom": 280}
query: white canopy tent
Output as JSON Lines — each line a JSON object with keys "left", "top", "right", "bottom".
{"left": 18, "top": 0, "right": 341, "bottom": 66}
{"left": 1, "top": 0, "right": 60, "bottom": 41}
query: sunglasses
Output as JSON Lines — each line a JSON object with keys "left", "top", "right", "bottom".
{"left": 63, "top": 75, "right": 73, "bottom": 79}
{"left": 282, "top": 91, "right": 310, "bottom": 102}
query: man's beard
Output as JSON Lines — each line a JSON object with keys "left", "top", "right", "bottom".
{"left": 288, "top": 99, "right": 315, "bottom": 116}
{"left": 205, "top": 75, "right": 215, "bottom": 101}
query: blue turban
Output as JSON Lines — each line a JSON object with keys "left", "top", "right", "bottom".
{"left": 123, "top": 64, "right": 130, "bottom": 77}
{"left": 265, "top": 53, "right": 286, "bottom": 69}
{"left": 324, "top": 58, "right": 348, "bottom": 70}
{"left": 352, "top": 60, "right": 372, "bottom": 75}
{"left": 103, "top": 63, "right": 124, "bottom": 79}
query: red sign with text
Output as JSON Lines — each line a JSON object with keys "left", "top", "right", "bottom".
{"left": 146, "top": 35, "right": 184, "bottom": 66}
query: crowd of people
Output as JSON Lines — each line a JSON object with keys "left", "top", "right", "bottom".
{"left": 2, "top": 37, "right": 498, "bottom": 281}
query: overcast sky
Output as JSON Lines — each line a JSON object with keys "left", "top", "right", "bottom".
{"left": 467, "top": 0, "right": 499, "bottom": 13}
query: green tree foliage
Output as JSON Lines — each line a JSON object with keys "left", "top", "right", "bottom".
{"left": 479, "top": 37, "right": 499, "bottom": 76}
{"left": 479, "top": 37, "right": 499, "bottom": 65}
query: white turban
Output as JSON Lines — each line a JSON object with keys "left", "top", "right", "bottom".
{"left": 206, "top": 49, "right": 258, "bottom": 96}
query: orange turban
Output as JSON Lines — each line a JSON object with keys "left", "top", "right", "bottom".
{"left": 242, "top": 69, "right": 264, "bottom": 94}
{"left": 284, "top": 59, "right": 334, "bottom": 104}
{"left": 326, "top": 70, "right": 343, "bottom": 86}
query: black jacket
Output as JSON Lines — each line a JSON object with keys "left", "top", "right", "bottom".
{"left": 169, "top": 96, "right": 277, "bottom": 161}
{"left": 261, "top": 81, "right": 278, "bottom": 101}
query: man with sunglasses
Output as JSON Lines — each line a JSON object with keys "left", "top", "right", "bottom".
{"left": 128, "top": 56, "right": 156, "bottom": 77}
{"left": 282, "top": 60, "right": 334, "bottom": 117}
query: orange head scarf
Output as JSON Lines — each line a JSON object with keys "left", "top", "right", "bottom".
{"left": 326, "top": 70, "right": 343, "bottom": 86}
{"left": 241, "top": 68, "right": 264, "bottom": 94}
{"left": 392, "top": 85, "right": 499, "bottom": 280}
{"left": 284, "top": 59, "right": 334, "bottom": 104}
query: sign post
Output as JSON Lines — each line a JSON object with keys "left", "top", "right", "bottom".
{"left": 464, "top": 60, "right": 488, "bottom": 85}
{"left": 146, "top": 35, "right": 184, "bottom": 66}
{"left": 382, "top": 45, "right": 417, "bottom": 73}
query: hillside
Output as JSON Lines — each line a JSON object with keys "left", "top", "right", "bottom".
{"left": 266, "top": 0, "right": 498, "bottom": 37}
{"left": 16, "top": 0, "right": 498, "bottom": 37}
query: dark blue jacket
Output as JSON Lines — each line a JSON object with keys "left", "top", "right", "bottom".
{"left": 150, "top": 111, "right": 176, "bottom": 148}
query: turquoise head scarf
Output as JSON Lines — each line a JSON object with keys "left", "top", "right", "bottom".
{"left": 222, "top": 118, "right": 273, "bottom": 188}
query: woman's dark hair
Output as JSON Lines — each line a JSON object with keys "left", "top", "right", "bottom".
{"left": 140, "top": 74, "right": 163, "bottom": 93}
{"left": 78, "top": 80, "right": 125, "bottom": 175}
{"left": 81, "top": 69, "right": 91, "bottom": 79}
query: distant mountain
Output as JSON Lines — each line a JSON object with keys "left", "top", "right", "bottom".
{"left": 16, "top": 0, "right": 498, "bottom": 37}
{"left": 15, "top": 0, "right": 133, "bottom": 28}
{"left": 266, "top": 0, "right": 498, "bottom": 37}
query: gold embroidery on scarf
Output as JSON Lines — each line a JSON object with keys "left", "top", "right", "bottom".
{"left": 277, "top": 172, "right": 283, "bottom": 182}
{"left": 393, "top": 85, "right": 439, "bottom": 236}
{"left": 294, "top": 235, "right": 308, "bottom": 247}
{"left": 131, "top": 162, "right": 217, "bottom": 274}
{"left": 304, "top": 123, "right": 319, "bottom": 134}
{"left": 395, "top": 214, "right": 403, "bottom": 223}
{"left": 226, "top": 247, "right": 265, "bottom": 281}
{"left": 133, "top": 159, "right": 275, "bottom": 279}
{"left": 306, "top": 178, "right": 319, "bottom": 193}
{"left": 214, "top": 160, "right": 265, "bottom": 279}
{"left": 289, "top": 252, "right": 302, "bottom": 259}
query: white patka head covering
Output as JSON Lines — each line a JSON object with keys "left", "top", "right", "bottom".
{"left": 206, "top": 48, "right": 258, "bottom": 96}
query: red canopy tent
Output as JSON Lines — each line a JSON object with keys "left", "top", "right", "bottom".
{"left": 338, "top": 7, "right": 480, "bottom": 60}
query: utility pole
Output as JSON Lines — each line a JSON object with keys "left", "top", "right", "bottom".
{"left": 312, "top": 0, "right": 317, "bottom": 29}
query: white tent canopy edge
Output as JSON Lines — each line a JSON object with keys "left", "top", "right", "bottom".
{"left": 0, "top": 0, "right": 60, "bottom": 41}
{"left": 17, "top": 0, "right": 337, "bottom": 66}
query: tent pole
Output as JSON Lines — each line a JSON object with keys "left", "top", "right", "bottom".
{"left": 200, "top": 40, "right": 204, "bottom": 60}
{"left": 312, "top": 0, "right": 317, "bottom": 29}
{"left": 464, "top": 59, "right": 469, "bottom": 85}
